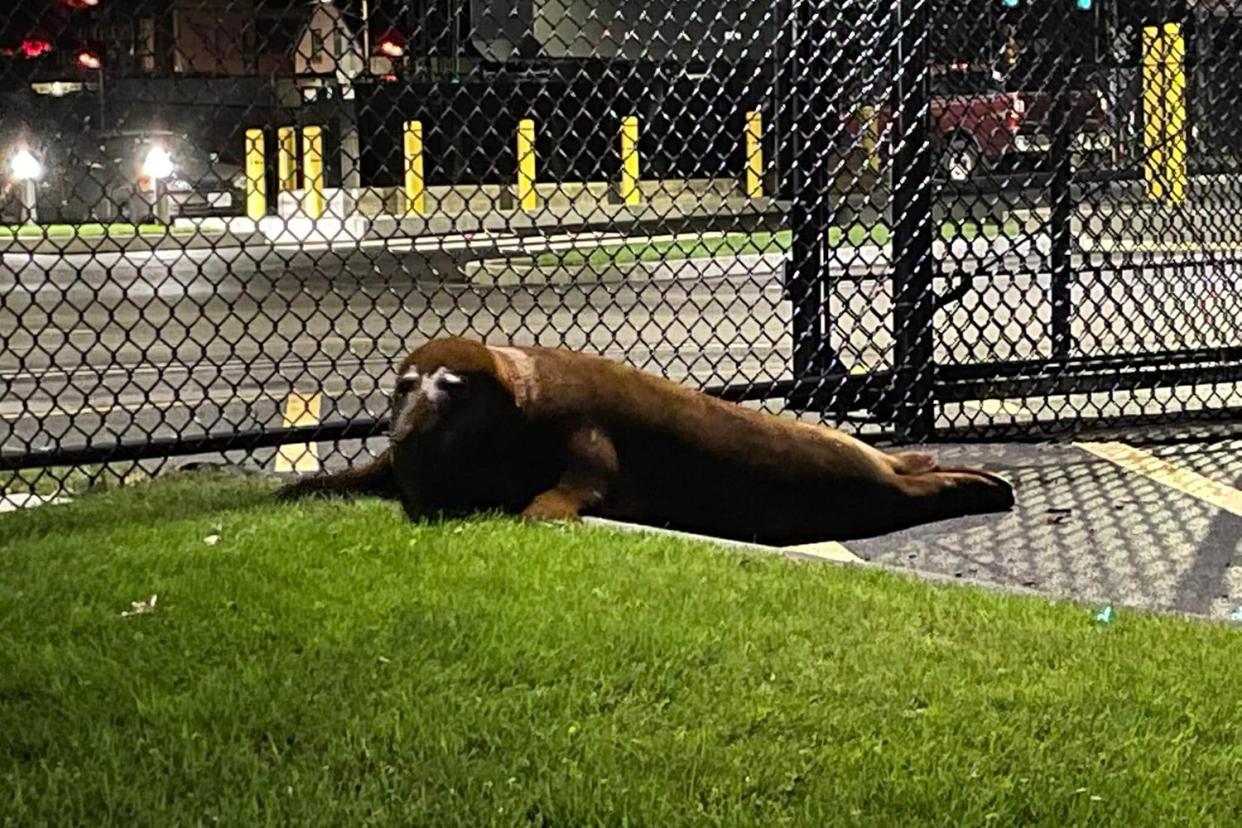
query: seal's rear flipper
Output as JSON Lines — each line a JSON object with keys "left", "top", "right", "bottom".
{"left": 895, "top": 467, "right": 1016, "bottom": 527}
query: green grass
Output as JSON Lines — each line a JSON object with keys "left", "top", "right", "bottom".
{"left": 0, "top": 223, "right": 201, "bottom": 240}
{"left": 4, "top": 473, "right": 1242, "bottom": 825}
{"left": 533, "top": 222, "right": 1022, "bottom": 268}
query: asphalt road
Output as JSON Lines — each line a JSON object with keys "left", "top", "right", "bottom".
{"left": 2, "top": 232, "right": 1241, "bottom": 462}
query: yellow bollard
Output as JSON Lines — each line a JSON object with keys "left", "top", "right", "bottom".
{"left": 860, "top": 105, "right": 881, "bottom": 173}
{"left": 1141, "top": 23, "right": 1187, "bottom": 205}
{"left": 619, "top": 115, "right": 640, "bottom": 206}
{"left": 244, "top": 128, "right": 266, "bottom": 221}
{"left": 403, "top": 120, "right": 426, "bottom": 215}
{"left": 745, "top": 110, "right": 764, "bottom": 199}
{"left": 277, "top": 127, "right": 298, "bottom": 192}
{"left": 302, "top": 125, "right": 325, "bottom": 219}
{"left": 516, "top": 118, "right": 538, "bottom": 211}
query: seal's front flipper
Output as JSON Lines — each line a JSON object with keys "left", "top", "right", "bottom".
{"left": 519, "top": 424, "right": 617, "bottom": 523}
{"left": 274, "top": 449, "right": 400, "bottom": 502}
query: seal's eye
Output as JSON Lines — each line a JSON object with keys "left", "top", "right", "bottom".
{"left": 438, "top": 371, "right": 466, "bottom": 388}
{"left": 395, "top": 371, "right": 419, "bottom": 394}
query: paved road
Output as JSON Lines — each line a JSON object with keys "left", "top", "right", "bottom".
{"left": 2, "top": 232, "right": 1241, "bottom": 464}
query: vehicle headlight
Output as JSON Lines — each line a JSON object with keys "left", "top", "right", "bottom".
{"left": 9, "top": 149, "right": 43, "bottom": 181}
{"left": 142, "top": 146, "right": 174, "bottom": 179}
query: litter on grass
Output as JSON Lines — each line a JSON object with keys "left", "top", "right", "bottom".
{"left": 121, "top": 594, "right": 158, "bottom": 618}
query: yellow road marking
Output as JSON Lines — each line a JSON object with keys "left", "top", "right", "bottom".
{"left": 1075, "top": 441, "right": 1242, "bottom": 517}
{"left": 275, "top": 392, "right": 322, "bottom": 473}
{"left": 782, "top": 540, "right": 862, "bottom": 564}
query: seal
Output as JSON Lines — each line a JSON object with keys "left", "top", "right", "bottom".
{"left": 276, "top": 337, "right": 1015, "bottom": 543}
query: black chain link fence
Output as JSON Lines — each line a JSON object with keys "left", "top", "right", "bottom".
{"left": 1, "top": 0, "right": 1239, "bottom": 499}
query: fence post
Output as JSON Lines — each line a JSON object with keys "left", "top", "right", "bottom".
{"left": 745, "top": 111, "right": 764, "bottom": 199}
{"left": 302, "top": 126, "right": 325, "bottom": 220}
{"left": 277, "top": 127, "right": 298, "bottom": 192}
{"left": 403, "top": 120, "right": 426, "bottom": 215}
{"left": 619, "top": 115, "right": 641, "bottom": 206}
{"left": 244, "top": 128, "right": 266, "bottom": 221}
{"left": 785, "top": 0, "right": 845, "bottom": 409}
{"left": 517, "top": 118, "right": 538, "bottom": 211}
{"left": 890, "top": 0, "right": 936, "bottom": 441}
{"left": 1049, "top": 12, "right": 1077, "bottom": 359}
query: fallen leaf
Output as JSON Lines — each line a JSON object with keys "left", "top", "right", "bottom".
{"left": 204, "top": 534, "right": 220, "bottom": 546}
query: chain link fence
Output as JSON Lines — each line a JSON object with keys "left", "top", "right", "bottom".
{"left": 1, "top": 0, "right": 1240, "bottom": 498}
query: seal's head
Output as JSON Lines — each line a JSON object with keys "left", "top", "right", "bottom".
{"left": 388, "top": 337, "right": 524, "bottom": 444}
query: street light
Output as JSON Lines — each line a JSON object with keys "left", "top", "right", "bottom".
{"left": 9, "top": 149, "right": 43, "bottom": 224}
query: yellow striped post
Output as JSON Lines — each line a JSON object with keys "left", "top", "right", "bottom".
{"left": 274, "top": 392, "right": 322, "bottom": 473}
{"left": 403, "top": 120, "right": 426, "bottom": 215}
{"left": 517, "top": 118, "right": 538, "bottom": 211}
{"left": 1141, "top": 23, "right": 1187, "bottom": 204}
{"left": 244, "top": 128, "right": 266, "bottom": 221}
{"left": 302, "top": 125, "right": 326, "bottom": 219}
{"left": 277, "top": 127, "right": 298, "bottom": 191}
{"left": 860, "top": 105, "right": 881, "bottom": 172}
{"left": 745, "top": 110, "right": 764, "bottom": 199}
{"left": 619, "top": 115, "right": 640, "bottom": 206}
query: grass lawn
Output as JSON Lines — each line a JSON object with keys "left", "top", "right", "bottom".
{"left": 4, "top": 473, "right": 1242, "bottom": 824}
{"left": 0, "top": 223, "right": 201, "bottom": 240}
{"left": 532, "top": 222, "right": 1022, "bottom": 268}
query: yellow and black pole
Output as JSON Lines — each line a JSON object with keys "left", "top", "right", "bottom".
{"left": 244, "top": 128, "right": 266, "bottom": 221}
{"left": 745, "top": 110, "right": 764, "bottom": 199}
{"left": 302, "top": 126, "right": 326, "bottom": 219}
{"left": 619, "top": 115, "right": 641, "bottom": 206}
{"left": 516, "top": 118, "right": 538, "bottom": 211}
{"left": 277, "top": 127, "right": 298, "bottom": 192}
{"left": 1141, "top": 22, "right": 1187, "bottom": 204}
{"left": 403, "top": 120, "right": 426, "bottom": 215}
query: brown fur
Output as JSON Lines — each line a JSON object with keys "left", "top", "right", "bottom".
{"left": 276, "top": 337, "right": 1014, "bottom": 543}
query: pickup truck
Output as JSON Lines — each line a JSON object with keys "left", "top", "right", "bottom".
{"left": 842, "top": 64, "right": 1111, "bottom": 181}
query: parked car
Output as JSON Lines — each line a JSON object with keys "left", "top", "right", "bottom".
{"left": 841, "top": 64, "right": 1111, "bottom": 181}
{"left": 2, "top": 128, "right": 244, "bottom": 223}
{"left": 87, "top": 130, "right": 246, "bottom": 221}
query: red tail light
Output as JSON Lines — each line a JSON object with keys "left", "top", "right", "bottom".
{"left": 1006, "top": 94, "right": 1025, "bottom": 132}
